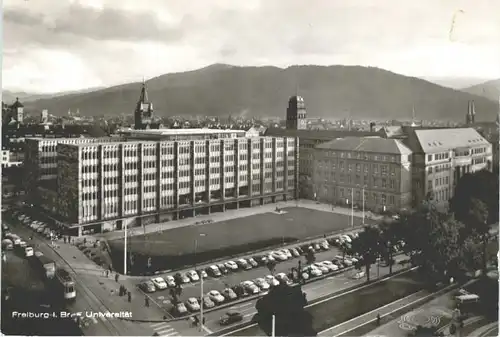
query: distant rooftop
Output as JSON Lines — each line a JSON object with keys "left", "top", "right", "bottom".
{"left": 118, "top": 128, "right": 245, "bottom": 135}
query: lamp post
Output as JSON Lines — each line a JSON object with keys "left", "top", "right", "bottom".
{"left": 272, "top": 314, "right": 276, "bottom": 337}
{"left": 362, "top": 186, "right": 365, "bottom": 224}
{"left": 351, "top": 188, "right": 354, "bottom": 228}
{"left": 195, "top": 233, "right": 206, "bottom": 332}
{"left": 123, "top": 224, "right": 128, "bottom": 275}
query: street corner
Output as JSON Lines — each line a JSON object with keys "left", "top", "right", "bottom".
{"left": 396, "top": 307, "right": 451, "bottom": 333}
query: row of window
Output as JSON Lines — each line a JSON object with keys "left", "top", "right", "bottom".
{"left": 336, "top": 188, "right": 395, "bottom": 205}
{"left": 428, "top": 176, "right": 449, "bottom": 188}
{"left": 321, "top": 151, "right": 400, "bottom": 163}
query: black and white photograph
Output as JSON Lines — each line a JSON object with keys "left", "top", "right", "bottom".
{"left": 1, "top": 0, "right": 499, "bottom": 336}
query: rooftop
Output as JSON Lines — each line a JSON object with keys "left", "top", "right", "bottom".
{"left": 118, "top": 128, "right": 245, "bottom": 135}
{"left": 265, "top": 128, "right": 384, "bottom": 140}
{"left": 316, "top": 136, "right": 412, "bottom": 155}
{"left": 414, "top": 128, "right": 490, "bottom": 153}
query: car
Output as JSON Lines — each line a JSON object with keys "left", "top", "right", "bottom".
{"left": 208, "top": 290, "right": 225, "bottom": 304}
{"left": 217, "top": 263, "right": 229, "bottom": 274}
{"left": 179, "top": 273, "right": 191, "bottom": 284}
{"left": 331, "top": 259, "right": 345, "bottom": 268}
{"left": 264, "top": 275, "right": 280, "bottom": 287}
{"left": 34, "top": 251, "right": 44, "bottom": 258}
{"left": 197, "top": 270, "right": 208, "bottom": 279}
{"left": 222, "top": 288, "right": 238, "bottom": 300}
{"left": 202, "top": 296, "right": 215, "bottom": 309}
{"left": 2, "top": 239, "right": 14, "bottom": 250}
{"left": 185, "top": 297, "right": 200, "bottom": 311}
{"left": 19, "top": 240, "right": 27, "bottom": 249}
{"left": 347, "top": 256, "right": 359, "bottom": 264}
{"left": 231, "top": 285, "right": 249, "bottom": 298}
{"left": 36, "top": 225, "right": 46, "bottom": 233}
{"left": 281, "top": 249, "right": 292, "bottom": 259}
{"left": 271, "top": 251, "right": 288, "bottom": 261}
{"left": 306, "top": 266, "right": 322, "bottom": 277}
{"left": 42, "top": 228, "right": 51, "bottom": 236}
{"left": 341, "top": 235, "right": 352, "bottom": 243}
{"left": 313, "top": 243, "right": 321, "bottom": 251}
{"left": 291, "top": 248, "right": 300, "bottom": 257}
{"left": 165, "top": 275, "right": 176, "bottom": 288}
{"left": 241, "top": 281, "right": 260, "bottom": 294}
{"left": 319, "top": 240, "right": 330, "bottom": 250}
{"left": 139, "top": 281, "right": 156, "bottom": 293}
{"left": 266, "top": 254, "right": 276, "bottom": 262}
{"left": 336, "top": 255, "right": 353, "bottom": 266}
{"left": 187, "top": 270, "right": 200, "bottom": 282}
{"left": 225, "top": 261, "right": 238, "bottom": 271}
{"left": 220, "top": 311, "right": 243, "bottom": 326}
{"left": 175, "top": 303, "right": 188, "bottom": 315}
{"left": 295, "top": 246, "right": 304, "bottom": 255}
{"left": 151, "top": 277, "right": 168, "bottom": 290}
{"left": 24, "top": 246, "right": 34, "bottom": 257}
{"left": 320, "top": 261, "right": 339, "bottom": 272}
{"left": 352, "top": 270, "right": 366, "bottom": 279}
{"left": 247, "top": 258, "right": 258, "bottom": 268}
{"left": 253, "top": 278, "right": 270, "bottom": 290}
{"left": 275, "top": 273, "right": 293, "bottom": 285}
{"left": 312, "top": 263, "right": 329, "bottom": 274}
{"left": 207, "top": 265, "right": 222, "bottom": 277}
{"left": 306, "top": 245, "right": 316, "bottom": 253}
{"left": 237, "top": 259, "right": 251, "bottom": 270}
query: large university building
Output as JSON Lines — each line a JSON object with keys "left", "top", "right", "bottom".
{"left": 25, "top": 128, "right": 299, "bottom": 235}
{"left": 312, "top": 137, "right": 413, "bottom": 212}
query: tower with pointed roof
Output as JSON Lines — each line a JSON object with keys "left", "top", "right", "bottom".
{"left": 286, "top": 95, "right": 307, "bottom": 130}
{"left": 11, "top": 97, "right": 24, "bottom": 124}
{"left": 134, "top": 80, "right": 154, "bottom": 130}
{"left": 466, "top": 100, "right": 476, "bottom": 125}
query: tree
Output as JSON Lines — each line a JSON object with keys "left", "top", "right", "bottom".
{"left": 266, "top": 260, "right": 277, "bottom": 275}
{"left": 255, "top": 283, "right": 316, "bottom": 336}
{"left": 339, "top": 241, "right": 351, "bottom": 261}
{"left": 169, "top": 288, "right": 179, "bottom": 305}
{"left": 173, "top": 272, "right": 183, "bottom": 286}
{"left": 305, "top": 250, "right": 316, "bottom": 265}
{"left": 450, "top": 169, "right": 499, "bottom": 226}
{"left": 378, "top": 219, "right": 402, "bottom": 274}
{"left": 465, "top": 198, "right": 490, "bottom": 275}
{"left": 350, "top": 225, "right": 382, "bottom": 282}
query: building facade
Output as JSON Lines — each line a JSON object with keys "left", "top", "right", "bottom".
{"left": 312, "top": 137, "right": 413, "bottom": 212}
{"left": 25, "top": 130, "right": 299, "bottom": 235}
{"left": 405, "top": 128, "right": 492, "bottom": 208}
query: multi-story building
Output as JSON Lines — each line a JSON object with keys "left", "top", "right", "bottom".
{"left": 266, "top": 95, "right": 385, "bottom": 198}
{"left": 405, "top": 128, "right": 492, "bottom": 208}
{"left": 312, "top": 137, "right": 413, "bottom": 212}
{"left": 25, "top": 129, "right": 298, "bottom": 235}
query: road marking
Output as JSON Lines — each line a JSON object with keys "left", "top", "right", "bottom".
{"left": 151, "top": 322, "right": 166, "bottom": 327}
{"left": 157, "top": 327, "right": 175, "bottom": 334}
{"left": 203, "top": 325, "right": 213, "bottom": 334}
{"left": 237, "top": 302, "right": 253, "bottom": 308}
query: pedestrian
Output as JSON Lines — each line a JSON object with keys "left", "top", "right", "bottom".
{"left": 376, "top": 313, "right": 381, "bottom": 326}
{"left": 145, "top": 296, "right": 149, "bottom": 307}
{"left": 127, "top": 291, "right": 131, "bottom": 303}
{"left": 202, "top": 317, "right": 206, "bottom": 325}
{"left": 105, "top": 269, "right": 109, "bottom": 278}
{"left": 109, "top": 264, "right": 113, "bottom": 273}
{"left": 115, "top": 273, "right": 119, "bottom": 282}
{"left": 63, "top": 236, "right": 67, "bottom": 244}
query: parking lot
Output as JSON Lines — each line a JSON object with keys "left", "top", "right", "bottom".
{"left": 136, "top": 233, "right": 377, "bottom": 316}
{"left": 108, "top": 207, "right": 373, "bottom": 273}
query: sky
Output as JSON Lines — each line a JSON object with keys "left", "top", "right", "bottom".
{"left": 2, "top": 0, "right": 500, "bottom": 93}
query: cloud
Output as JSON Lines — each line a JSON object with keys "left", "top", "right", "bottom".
{"left": 3, "top": 2, "right": 183, "bottom": 44}
{"left": 2, "top": 0, "right": 500, "bottom": 93}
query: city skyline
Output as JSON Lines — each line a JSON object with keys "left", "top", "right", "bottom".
{"left": 3, "top": 0, "right": 500, "bottom": 93}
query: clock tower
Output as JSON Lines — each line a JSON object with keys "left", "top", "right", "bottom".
{"left": 286, "top": 95, "right": 307, "bottom": 130}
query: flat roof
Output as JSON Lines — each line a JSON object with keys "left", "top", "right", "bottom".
{"left": 118, "top": 128, "right": 246, "bottom": 135}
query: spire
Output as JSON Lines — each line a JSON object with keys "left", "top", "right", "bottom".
{"left": 139, "top": 79, "right": 149, "bottom": 103}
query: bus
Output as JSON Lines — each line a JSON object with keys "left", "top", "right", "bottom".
{"left": 55, "top": 268, "right": 76, "bottom": 300}
{"left": 35, "top": 255, "right": 56, "bottom": 279}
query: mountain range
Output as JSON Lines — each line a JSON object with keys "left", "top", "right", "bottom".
{"left": 2, "top": 87, "right": 105, "bottom": 104}
{"left": 461, "top": 79, "right": 500, "bottom": 102}
{"left": 7, "top": 64, "right": 500, "bottom": 121}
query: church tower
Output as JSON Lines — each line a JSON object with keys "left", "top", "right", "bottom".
{"left": 466, "top": 100, "right": 476, "bottom": 125}
{"left": 11, "top": 97, "right": 24, "bottom": 124}
{"left": 286, "top": 95, "right": 307, "bottom": 130}
{"left": 134, "top": 80, "right": 154, "bottom": 130}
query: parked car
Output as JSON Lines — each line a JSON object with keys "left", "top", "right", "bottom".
{"left": 237, "top": 259, "right": 251, "bottom": 270}
{"left": 305, "top": 266, "right": 322, "bottom": 277}
{"left": 36, "top": 226, "right": 46, "bottom": 233}
{"left": 291, "top": 248, "right": 300, "bottom": 257}
{"left": 281, "top": 249, "right": 292, "bottom": 259}
{"left": 175, "top": 303, "right": 188, "bottom": 315}
{"left": 2, "top": 239, "right": 13, "bottom": 250}
{"left": 347, "top": 256, "right": 359, "bottom": 264}
{"left": 253, "top": 278, "right": 270, "bottom": 291}
{"left": 241, "top": 281, "right": 260, "bottom": 294}
{"left": 139, "top": 281, "right": 156, "bottom": 293}
{"left": 217, "top": 263, "right": 229, "bottom": 274}
{"left": 187, "top": 270, "right": 200, "bottom": 282}
{"left": 185, "top": 297, "right": 200, "bottom": 312}
{"left": 332, "top": 258, "right": 346, "bottom": 268}
{"left": 352, "top": 270, "right": 366, "bottom": 279}
{"left": 225, "top": 261, "right": 238, "bottom": 271}
{"left": 179, "top": 273, "right": 191, "bottom": 284}
{"left": 231, "top": 285, "right": 249, "bottom": 298}
{"left": 336, "top": 255, "right": 353, "bottom": 266}
{"left": 313, "top": 243, "right": 321, "bottom": 251}
{"left": 312, "top": 263, "right": 329, "bottom": 274}
{"left": 208, "top": 290, "right": 225, "bottom": 304}
{"left": 222, "top": 288, "right": 237, "bottom": 301}
{"left": 320, "top": 261, "right": 339, "bottom": 272}
{"left": 271, "top": 251, "right": 287, "bottom": 261}
{"left": 319, "top": 240, "right": 330, "bottom": 250}
{"left": 264, "top": 275, "right": 280, "bottom": 287}
{"left": 207, "top": 265, "right": 222, "bottom": 277}
{"left": 247, "top": 258, "right": 258, "bottom": 268}
{"left": 165, "top": 275, "right": 176, "bottom": 288}
{"left": 24, "top": 246, "right": 34, "bottom": 257}
{"left": 197, "top": 270, "right": 208, "bottom": 279}
{"left": 275, "top": 273, "right": 293, "bottom": 285}
{"left": 202, "top": 296, "right": 215, "bottom": 309}
{"left": 295, "top": 246, "right": 304, "bottom": 255}
{"left": 151, "top": 277, "right": 168, "bottom": 290}
{"left": 220, "top": 311, "right": 243, "bottom": 326}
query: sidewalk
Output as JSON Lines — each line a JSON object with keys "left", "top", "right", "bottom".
{"left": 93, "top": 199, "right": 383, "bottom": 242}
